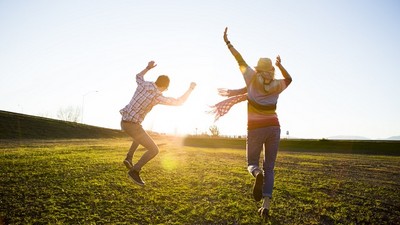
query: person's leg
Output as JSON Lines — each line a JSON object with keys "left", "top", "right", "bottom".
{"left": 262, "top": 126, "right": 281, "bottom": 198}
{"left": 126, "top": 141, "right": 140, "bottom": 161}
{"left": 247, "top": 128, "right": 267, "bottom": 175}
{"left": 121, "top": 121, "right": 139, "bottom": 168}
{"left": 128, "top": 130, "right": 159, "bottom": 185}
{"left": 130, "top": 130, "right": 159, "bottom": 172}
{"left": 121, "top": 121, "right": 159, "bottom": 171}
{"left": 121, "top": 121, "right": 159, "bottom": 185}
{"left": 257, "top": 126, "right": 280, "bottom": 220}
{"left": 247, "top": 128, "right": 268, "bottom": 201}
{"left": 122, "top": 141, "right": 139, "bottom": 169}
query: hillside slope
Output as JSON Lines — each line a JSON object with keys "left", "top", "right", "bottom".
{"left": 0, "top": 110, "right": 127, "bottom": 139}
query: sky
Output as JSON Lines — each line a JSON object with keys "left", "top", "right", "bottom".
{"left": 1, "top": 0, "right": 399, "bottom": 140}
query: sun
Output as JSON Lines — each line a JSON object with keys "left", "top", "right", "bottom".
{"left": 142, "top": 101, "right": 213, "bottom": 136}
{"left": 139, "top": 72, "right": 248, "bottom": 137}
{"left": 139, "top": 82, "right": 215, "bottom": 136}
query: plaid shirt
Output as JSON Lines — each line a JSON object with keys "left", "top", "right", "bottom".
{"left": 120, "top": 71, "right": 180, "bottom": 124}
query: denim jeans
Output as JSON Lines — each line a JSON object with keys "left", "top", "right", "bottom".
{"left": 121, "top": 121, "right": 159, "bottom": 171}
{"left": 247, "top": 126, "right": 281, "bottom": 198}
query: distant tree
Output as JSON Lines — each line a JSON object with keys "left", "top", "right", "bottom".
{"left": 57, "top": 106, "right": 81, "bottom": 122}
{"left": 209, "top": 125, "right": 220, "bottom": 137}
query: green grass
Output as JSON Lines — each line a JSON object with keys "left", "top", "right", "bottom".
{"left": 1, "top": 137, "right": 400, "bottom": 224}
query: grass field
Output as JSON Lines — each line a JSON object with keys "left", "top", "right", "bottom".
{"left": 1, "top": 137, "right": 400, "bottom": 224}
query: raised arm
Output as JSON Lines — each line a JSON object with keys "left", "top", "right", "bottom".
{"left": 138, "top": 61, "right": 157, "bottom": 77}
{"left": 223, "top": 27, "right": 248, "bottom": 74}
{"left": 275, "top": 56, "right": 292, "bottom": 83}
{"left": 136, "top": 61, "right": 157, "bottom": 85}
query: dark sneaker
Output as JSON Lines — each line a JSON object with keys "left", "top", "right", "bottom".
{"left": 128, "top": 169, "right": 145, "bottom": 186}
{"left": 253, "top": 171, "right": 263, "bottom": 201}
{"left": 258, "top": 207, "right": 269, "bottom": 221}
{"left": 123, "top": 159, "right": 133, "bottom": 169}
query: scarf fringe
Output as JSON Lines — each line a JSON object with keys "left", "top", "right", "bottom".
{"left": 209, "top": 94, "right": 247, "bottom": 121}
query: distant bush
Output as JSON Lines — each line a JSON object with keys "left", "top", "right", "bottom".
{"left": 183, "top": 136, "right": 400, "bottom": 156}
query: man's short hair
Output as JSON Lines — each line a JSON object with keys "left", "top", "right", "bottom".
{"left": 155, "top": 75, "right": 170, "bottom": 88}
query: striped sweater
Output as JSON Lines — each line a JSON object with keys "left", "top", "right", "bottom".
{"left": 239, "top": 54, "right": 291, "bottom": 129}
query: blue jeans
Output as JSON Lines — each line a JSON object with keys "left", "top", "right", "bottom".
{"left": 121, "top": 121, "right": 159, "bottom": 171}
{"left": 247, "top": 126, "right": 281, "bottom": 198}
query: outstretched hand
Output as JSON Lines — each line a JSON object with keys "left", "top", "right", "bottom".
{"left": 147, "top": 61, "right": 157, "bottom": 70}
{"left": 223, "top": 27, "right": 229, "bottom": 43}
{"left": 190, "top": 82, "right": 197, "bottom": 90}
{"left": 217, "top": 88, "right": 229, "bottom": 97}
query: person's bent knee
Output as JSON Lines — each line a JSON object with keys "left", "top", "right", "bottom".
{"left": 154, "top": 147, "right": 160, "bottom": 155}
{"left": 149, "top": 146, "right": 159, "bottom": 156}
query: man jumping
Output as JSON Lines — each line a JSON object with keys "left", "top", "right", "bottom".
{"left": 120, "top": 61, "right": 196, "bottom": 186}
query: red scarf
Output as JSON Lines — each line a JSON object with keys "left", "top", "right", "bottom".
{"left": 209, "top": 94, "right": 247, "bottom": 121}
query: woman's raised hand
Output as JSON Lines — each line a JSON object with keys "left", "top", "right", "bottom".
{"left": 223, "top": 27, "right": 230, "bottom": 43}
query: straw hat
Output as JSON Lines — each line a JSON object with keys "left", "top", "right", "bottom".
{"left": 254, "top": 58, "right": 274, "bottom": 72}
